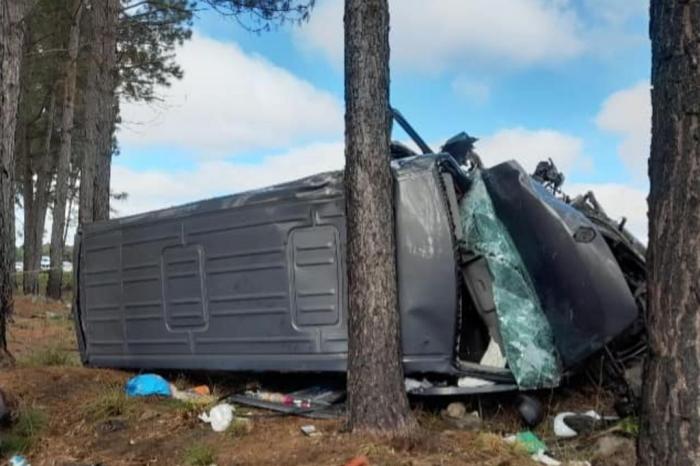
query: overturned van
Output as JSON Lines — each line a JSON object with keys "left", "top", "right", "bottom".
{"left": 72, "top": 112, "right": 646, "bottom": 396}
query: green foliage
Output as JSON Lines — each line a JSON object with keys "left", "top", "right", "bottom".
{"left": 182, "top": 443, "right": 216, "bottom": 466}
{"left": 0, "top": 406, "right": 47, "bottom": 457}
{"left": 119, "top": 0, "right": 195, "bottom": 103}
{"left": 201, "top": 0, "right": 316, "bottom": 32}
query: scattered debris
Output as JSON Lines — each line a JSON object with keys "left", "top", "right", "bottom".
{"left": 553, "top": 411, "right": 618, "bottom": 438}
{"left": 515, "top": 394, "right": 544, "bottom": 428}
{"left": 8, "top": 455, "right": 30, "bottom": 466}
{"left": 506, "top": 431, "right": 546, "bottom": 455}
{"left": 171, "top": 384, "right": 215, "bottom": 404}
{"left": 530, "top": 451, "right": 561, "bottom": 466}
{"left": 344, "top": 456, "right": 369, "bottom": 466}
{"left": 124, "top": 374, "right": 171, "bottom": 398}
{"left": 457, "top": 376, "right": 494, "bottom": 388}
{"left": 445, "top": 402, "right": 467, "bottom": 419}
{"left": 404, "top": 378, "right": 433, "bottom": 392}
{"left": 300, "top": 424, "right": 321, "bottom": 437}
{"left": 505, "top": 431, "right": 562, "bottom": 466}
{"left": 441, "top": 402, "right": 481, "bottom": 431}
{"left": 199, "top": 403, "right": 235, "bottom": 432}
{"left": 227, "top": 385, "right": 345, "bottom": 419}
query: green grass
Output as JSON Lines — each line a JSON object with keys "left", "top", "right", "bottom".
{"left": 182, "top": 443, "right": 216, "bottom": 466}
{"left": 0, "top": 406, "right": 47, "bottom": 457}
{"left": 82, "top": 385, "right": 134, "bottom": 422}
{"left": 18, "top": 344, "right": 79, "bottom": 367}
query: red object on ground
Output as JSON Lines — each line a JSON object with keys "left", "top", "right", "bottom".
{"left": 344, "top": 456, "right": 369, "bottom": 466}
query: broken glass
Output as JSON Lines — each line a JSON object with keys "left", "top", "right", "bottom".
{"left": 459, "top": 171, "right": 560, "bottom": 388}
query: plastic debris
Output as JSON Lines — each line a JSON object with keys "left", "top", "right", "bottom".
{"left": 171, "top": 384, "right": 215, "bottom": 404}
{"left": 505, "top": 431, "right": 561, "bottom": 465}
{"left": 125, "top": 374, "right": 171, "bottom": 397}
{"left": 300, "top": 424, "right": 321, "bottom": 437}
{"left": 530, "top": 451, "right": 561, "bottom": 466}
{"left": 9, "top": 455, "right": 30, "bottom": 466}
{"left": 553, "top": 412, "right": 578, "bottom": 438}
{"left": 457, "top": 376, "right": 495, "bottom": 388}
{"left": 199, "top": 403, "right": 235, "bottom": 432}
{"left": 505, "top": 431, "right": 546, "bottom": 455}
{"left": 404, "top": 378, "right": 433, "bottom": 392}
{"left": 553, "top": 410, "right": 618, "bottom": 437}
{"left": 344, "top": 456, "right": 369, "bottom": 466}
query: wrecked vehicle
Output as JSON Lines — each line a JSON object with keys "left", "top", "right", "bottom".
{"left": 72, "top": 110, "right": 646, "bottom": 400}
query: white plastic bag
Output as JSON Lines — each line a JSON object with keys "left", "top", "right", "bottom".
{"left": 199, "top": 403, "right": 235, "bottom": 432}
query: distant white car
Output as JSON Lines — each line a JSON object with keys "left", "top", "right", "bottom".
{"left": 40, "top": 256, "right": 50, "bottom": 271}
{"left": 15, "top": 261, "right": 23, "bottom": 272}
{"left": 62, "top": 261, "right": 73, "bottom": 273}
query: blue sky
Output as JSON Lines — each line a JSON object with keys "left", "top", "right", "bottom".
{"left": 113, "top": 0, "right": 651, "bottom": 239}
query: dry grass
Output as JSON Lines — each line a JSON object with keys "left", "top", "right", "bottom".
{"left": 18, "top": 344, "right": 79, "bottom": 367}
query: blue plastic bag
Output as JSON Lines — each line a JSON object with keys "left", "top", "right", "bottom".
{"left": 125, "top": 374, "right": 171, "bottom": 397}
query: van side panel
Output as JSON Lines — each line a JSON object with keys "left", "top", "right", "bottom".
{"left": 76, "top": 157, "right": 460, "bottom": 374}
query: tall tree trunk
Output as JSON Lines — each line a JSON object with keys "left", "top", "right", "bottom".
{"left": 639, "top": 1, "right": 700, "bottom": 465}
{"left": 81, "top": 0, "right": 118, "bottom": 225}
{"left": 47, "top": 0, "right": 82, "bottom": 300}
{"left": 344, "top": 0, "right": 415, "bottom": 434}
{"left": 23, "top": 87, "right": 54, "bottom": 295}
{"left": 19, "top": 121, "right": 34, "bottom": 293}
{"left": 0, "top": 0, "right": 28, "bottom": 361}
{"left": 27, "top": 88, "right": 55, "bottom": 295}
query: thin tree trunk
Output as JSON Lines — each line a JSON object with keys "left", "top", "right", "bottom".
{"left": 23, "top": 87, "right": 54, "bottom": 295}
{"left": 344, "top": 0, "right": 416, "bottom": 434}
{"left": 639, "top": 1, "right": 700, "bottom": 465}
{"left": 0, "top": 0, "right": 28, "bottom": 362}
{"left": 20, "top": 122, "right": 34, "bottom": 294}
{"left": 27, "top": 88, "right": 55, "bottom": 295}
{"left": 47, "top": 0, "right": 82, "bottom": 300}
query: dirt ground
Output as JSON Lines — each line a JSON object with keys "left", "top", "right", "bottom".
{"left": 0, "top": 295, "right": 636, "bottom": 465}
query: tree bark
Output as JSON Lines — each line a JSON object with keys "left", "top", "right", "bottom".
{"left": 23, "top": 87, "right": 54, "bottom": 295}
{"left": 47, "top": 0, "right": 82, "bottom": 300}
{"left": 639, "top": 1, "right": 700, "bottom": 465}
{"left": 0, "top": 0, "right": 28, "bottom": 360}
{"left": 344, "top": 0, "right": 415, "bottom": 434}
{"left": 81, "top": 0, "right": 119, "bottom": 225}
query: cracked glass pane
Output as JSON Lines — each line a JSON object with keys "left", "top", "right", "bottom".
{"left": 460, "top": 171, "right": 561, "bottom": 388}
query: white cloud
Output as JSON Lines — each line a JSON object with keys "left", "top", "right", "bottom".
{"left": 595, "top": 82, "right": 651, "bottom": 179}
{"left": 475, "top": 127, "right": 587, "bottom": 173}
{"left": 451, "top": 76, "right": 491, "bottom": 104}
{"left": 119, "top": 33, "right": 343, "bottom": 155}
{"left": 111, "top": 141, "right": 344, "bottom": 216}
{"left": 295, "top": 0, "right": 584, "bottom": 71}
{"left": 568, "top": 182, "right": 648, "bottom": 240}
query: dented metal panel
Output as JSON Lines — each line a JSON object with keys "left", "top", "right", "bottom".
{"left": 482, "top": 161, "right": 638, "bottom": 368}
